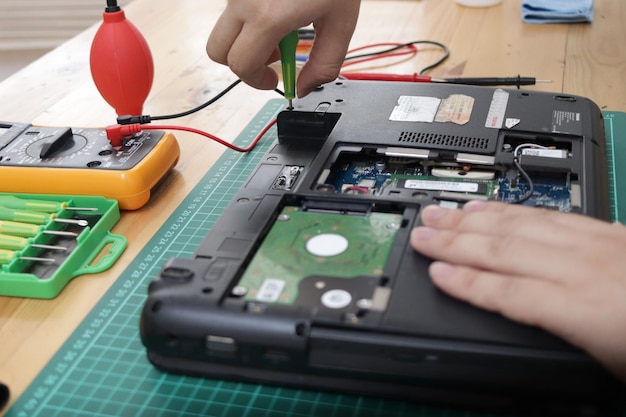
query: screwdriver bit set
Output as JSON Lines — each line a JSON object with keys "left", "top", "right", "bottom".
{"left": 0, "top": 193, "right": 126, "bottom": 298}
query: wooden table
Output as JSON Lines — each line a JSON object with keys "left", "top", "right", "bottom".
{"left": 0, "top": 0, "right": 624, "bottom": 414}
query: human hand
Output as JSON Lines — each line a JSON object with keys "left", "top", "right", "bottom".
{"left": 410, "top": 200, "right": 626, "bottom": 382}
{"left": 207, "top": 0, "right": 361, "bottom": 98}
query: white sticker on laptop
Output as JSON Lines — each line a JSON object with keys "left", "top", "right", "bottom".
{"left": 485, "top": 89, "right": 509, "bottom": 129}
{"left": 256, "top": 278, "right": 285, "bottom": 303}
{"left": 403, "top": 179, "right": 479, "bottom": 193}
{"left": 389, "top": 96, "right": 441, "bottom": 122}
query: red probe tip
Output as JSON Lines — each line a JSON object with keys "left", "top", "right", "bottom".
{"left": 105, "top": 123, "right": 142, "bottom": 147}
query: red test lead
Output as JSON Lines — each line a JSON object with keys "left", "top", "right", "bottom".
{"left": 340, "top": 73, "right": 551, "bottom": 87}
{"left": 105, "top": 119, "right": 278, "bottom": 153}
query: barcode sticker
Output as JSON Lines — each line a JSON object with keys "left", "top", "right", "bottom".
{"left": 403, "top": 179, "right": 479, "bottom": 193}
{"left": 256, "top": 278, "right": 286, "bottom": 302}
{"left": 485, "top": 89, "right": 509, "bottom": 129}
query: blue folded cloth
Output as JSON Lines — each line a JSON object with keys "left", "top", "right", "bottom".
{"left": 522, "top": 0, "right": 594, "bottom": 23}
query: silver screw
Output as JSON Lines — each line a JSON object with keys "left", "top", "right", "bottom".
{"left": 231, "top": 286, "right": 247, "bottom": 296}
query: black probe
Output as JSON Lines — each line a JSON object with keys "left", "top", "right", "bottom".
{"left": 439, "top": 75, "right": 551, "bottom": 87}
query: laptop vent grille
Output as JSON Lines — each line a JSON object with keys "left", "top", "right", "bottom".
{"left": 398, "top": 131, "right": 489, "bottom": 150}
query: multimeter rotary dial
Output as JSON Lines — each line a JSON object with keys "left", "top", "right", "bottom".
{"left": 0, "top": 122, "right": 162, "bottom": 170}
{"left": 25, "top": 128, "right": 88, "bottom": 159}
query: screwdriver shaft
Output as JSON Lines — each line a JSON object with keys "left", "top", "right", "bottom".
{"left": 0, "top": 233, "right": 67, "bottom": 252}
{"left": 31, "top": 244, "right": 68, "bottom": 251}
{"left": 44, "top": 230, "right": 79, "bottom": 237}
{"left": 54, "top": 218, "right": 88, "bottom": 227}
{"left": 0, "top": 249, "right": 56, "bottom": 265}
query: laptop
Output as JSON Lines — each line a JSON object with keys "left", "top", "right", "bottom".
{"left": 140, "top": 81, "right": 621, "bottom": 415}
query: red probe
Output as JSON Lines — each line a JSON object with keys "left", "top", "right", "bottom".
{"left": 341, "top": 72, "right": 436, "bottom": 82}
{"left": 340, "top": 73, "right": 549, "bottom": 87}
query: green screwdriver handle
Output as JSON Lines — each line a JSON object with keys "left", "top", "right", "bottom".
{"left": 0, "top": 207, "right": 53, "bottom": 224}
{"left": 0, "top": 196, "right": 65, "bottom": 212}
{"left": 279, "top": 30, "right": 299, "bottom": 104}
{"left": 0, "top": 233, "right": 28, "bottom": 251}
{"left": 0, "top": 220, "right": 40, "bottom": 237}
{"left": 0, "top": 248, "right": 15, "bottom": 265}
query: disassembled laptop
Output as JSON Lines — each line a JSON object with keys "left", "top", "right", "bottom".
{"left": 141, "top": 81, "right": 620, "bottom": 415}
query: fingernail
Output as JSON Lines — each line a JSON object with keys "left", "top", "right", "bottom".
{"left": 421, "top": 205, "right": 447, "bottom": 222}
{"left": 463, "top": 200, "right": 487, "bottom": 212}
{"left": 411, "top": 226, "right": 437, "bottom": 241}
{"left": 430, "top": 261, "right": 456, "bottom": 280}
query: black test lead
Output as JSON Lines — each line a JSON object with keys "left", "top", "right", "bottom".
{"left": 340, "top": 73, "right": 552, "bottom": 88}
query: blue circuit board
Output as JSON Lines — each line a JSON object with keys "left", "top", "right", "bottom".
{"left": 323, "top": 159, "right": 413, "bottom": 195}
{"left": 498, "top": 178, "right": 571, "bottom": 211}
{"left": 323, "top": 156, "right": 571, "bottom": 210}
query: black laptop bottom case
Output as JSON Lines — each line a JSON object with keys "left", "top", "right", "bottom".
{"left": 141, "top": 81, "right": 622, "bottom": 415}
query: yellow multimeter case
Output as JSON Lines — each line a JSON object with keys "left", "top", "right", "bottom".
{"left": 0, "top": 121, "right": 179, "bottom": 210}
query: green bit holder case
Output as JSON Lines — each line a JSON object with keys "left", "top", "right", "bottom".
{"left": 0, "top": 193, "right": 126, "bottom": 298}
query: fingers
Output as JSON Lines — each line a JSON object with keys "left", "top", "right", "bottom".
{"left": 419, "top": 201, "right": 617, "bottom": 250}
{"left": 206, "top": 11, "right": 239, "bottom": 66}
{"left": 207, "top": 11, "right": 282, "bottom": 90}
{"left": 207, "top": 0, "right": 360, "bottom": 96}
{"left": 428, "top": 262, "right": 572, "bottom": 332}
{"left": 462, "top": 200, "right": 615, "bottom": 234}
{"left": 227, "top": 27, "right": 281, "bottom": 90}
{"left": 429, "top": 260, "right": 626, "bottom": 382}
{"left": 411, "top": 201, "right": 626, "bottom": 281}
{"left": 411, "top": 224, "right": 578, "bottom": 281}
{"left": 297, "top": 3, "right": 360, "bottom": 97}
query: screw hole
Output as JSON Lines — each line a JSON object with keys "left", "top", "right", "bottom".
{"left": 295, "top": 322, "right": 307, "bottom": 337}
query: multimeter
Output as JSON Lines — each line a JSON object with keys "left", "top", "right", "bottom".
{"left": 0, "top": 121, "right": 180, "bottom": 210}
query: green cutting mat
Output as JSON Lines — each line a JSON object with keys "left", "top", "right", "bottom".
{"left": 604, "top": 111, "right": 626, "bottom": 222}
{"left": 6, "top": 102, "right": 626, "bottom": 417}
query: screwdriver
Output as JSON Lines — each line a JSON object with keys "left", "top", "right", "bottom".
{"left": 0, "top": 196, "right": 66, "bottom": 212}
{"left": 0, "top": 220, "right": 78, "bottom": 238}
{"left": 279, "top": 30, "right": 299, "bottom": 110}
{"left": 0, "top": 220, "right": 41, "bottom": 236}
{"left": 0, "top": 207, "right": 88, "bottom": 226}
{"left": 0, "top": 249, "right": 55, "bottom": 265}
{"left": 0, "top": 233, "right": 67, "bottom": 251}
{"left": 0, "top": 196, "right": 97, "bottom": 213}
{"left": 0, "top": 207, "right": 54, "bottom": 224}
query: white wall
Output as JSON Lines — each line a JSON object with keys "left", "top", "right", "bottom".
{"left": 0, "top": 0, "right": 132, "bottom": 80}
